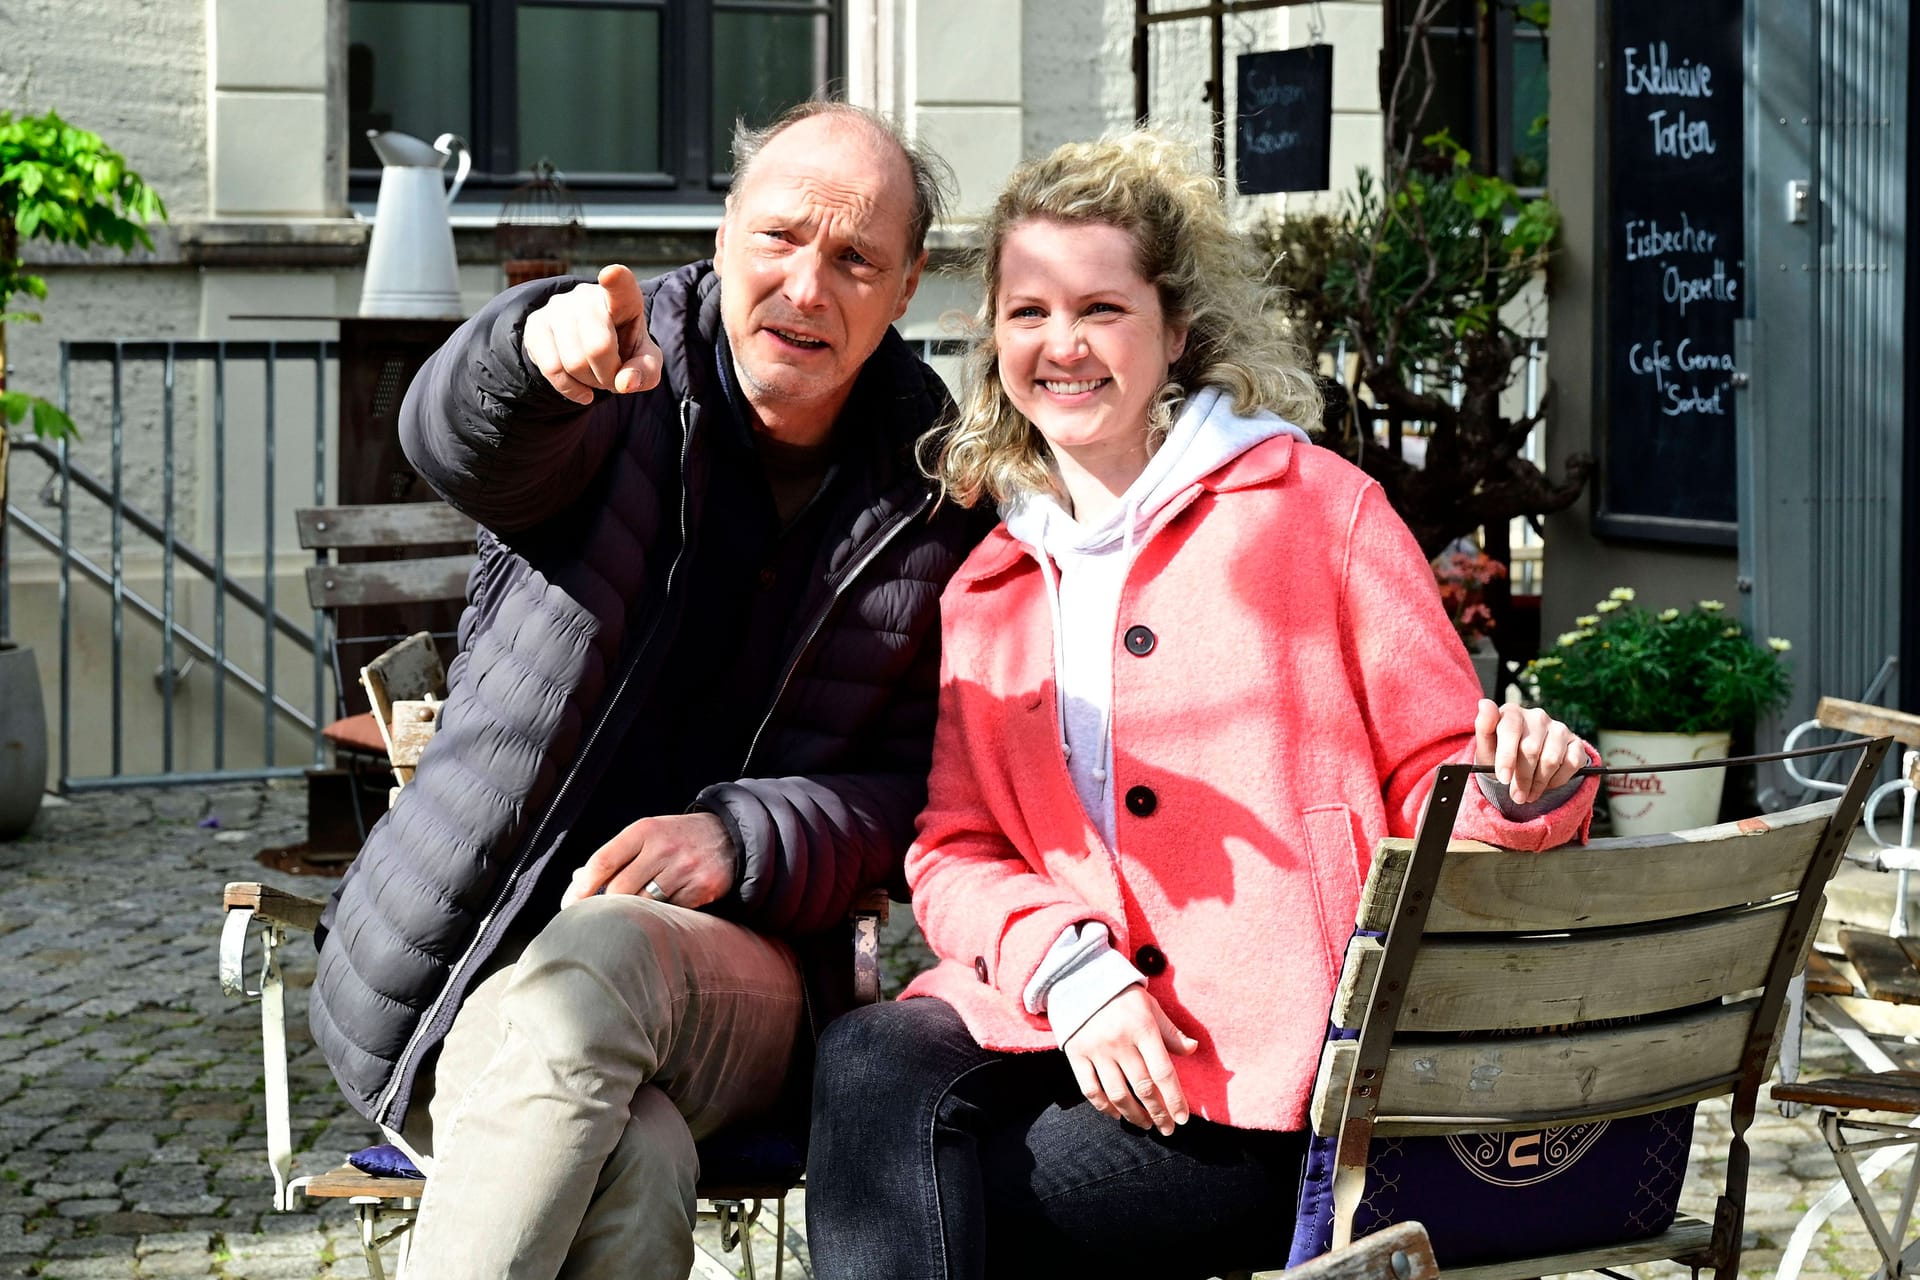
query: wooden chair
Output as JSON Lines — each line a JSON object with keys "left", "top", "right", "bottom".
{"left": 1284, "top": 1222, "right": 1440, "bottom": 1280}
{"left": 1767, "top": 699, "right": 1920, "bottom": 1280}
{"left": 224, "top": 633, "right": 891, "bottom": 1277}
{"left": 359, "top": 630, "right": 445, "bottom": 801}
{"left": 1292, "top": 736, "right": 1888, "bottom": 1280}
{"left": 291, "top": 502, "right": 475, "bottom": 859}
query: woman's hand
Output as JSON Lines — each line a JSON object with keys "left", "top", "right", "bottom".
{"left": 1473, "top": 698, "right": 1589, "bottom": 806}
{"left": 1062, "top": 986, "right": 1200, "bottom": 1135}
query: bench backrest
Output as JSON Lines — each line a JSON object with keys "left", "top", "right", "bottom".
{"left": 296, "top": 502, "right": 476, "bottom": 720}
{"left": 1816, "top": 695, "right": 1920, "bottom": 748}
{"left": 297, "top": 503, "right": 476, "bottom": 612}
{"left": 1313, "top": 737, "right": 1892, "bottom": 1269}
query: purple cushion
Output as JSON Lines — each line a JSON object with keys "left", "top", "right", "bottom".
{"left": 1289, "top": 928, "right": 1697, "bottom": 1269}
{"left": 348, "top": 1144, "right": 424, "bottom": 1179}
{"left": 1288, "top": 1104, "right": 1694, "bottom": 1267}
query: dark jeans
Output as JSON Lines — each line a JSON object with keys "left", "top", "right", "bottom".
{"left": 807, "top": 997, "right": 1308, "bottom": 1280}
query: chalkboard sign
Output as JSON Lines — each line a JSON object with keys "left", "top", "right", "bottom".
{"left": 1595, "top": 0, "right": 1744, "bottom": 544}
{"left": 1235, "top": 46, "right": 1333, "bottom": 195}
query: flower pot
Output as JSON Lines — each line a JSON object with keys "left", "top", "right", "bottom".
{"left": 0, "top": 643, "right": 49, "bottom": 839}
{"left": 1594, "top": 728, "right": 1732, "bottom": 837}
{"left": 1467, "top": 636, "right": 1503, "bottom": 702}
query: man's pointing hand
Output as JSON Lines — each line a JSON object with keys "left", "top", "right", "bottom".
{"left": 523, "top": 264, "right": 665, "bottom": 404}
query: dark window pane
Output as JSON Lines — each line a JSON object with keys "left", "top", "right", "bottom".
{"left": 1398, "top": 27, "right": 1477, "bottom": 156}
{"left": 518, "top": 6, "right": 662, "bottom": 175}
{"left": 1510, "top": 33, "right": 1549, "bottom": 186}
{"left": 711, "top": 10, "right": 827, "bottom": 170}
{"left": 348, "top": 1, "right": 473, "bottom": 171}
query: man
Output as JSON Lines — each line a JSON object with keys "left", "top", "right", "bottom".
{"left": 309, "top": 103, "right": 983, "bottom": 1278}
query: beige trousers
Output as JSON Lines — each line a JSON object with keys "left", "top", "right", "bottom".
{"left": 398, "top": 895, "right": 805, "bottom": 1280}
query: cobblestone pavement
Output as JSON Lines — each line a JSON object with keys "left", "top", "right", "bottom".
{"left": 0, "top": 781, "right": 1914, "bottom": 1279}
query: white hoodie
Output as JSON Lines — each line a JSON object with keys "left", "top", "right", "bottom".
{"left": 1004, "top": 386, "right": 1310, "bottom": 1042}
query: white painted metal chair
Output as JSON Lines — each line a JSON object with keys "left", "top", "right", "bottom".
{"left": 221, "top": 633, "right": 889, "bottom": 1279}
{"left": 1767, "top": 698, "right": 1920, "bottom": 1280}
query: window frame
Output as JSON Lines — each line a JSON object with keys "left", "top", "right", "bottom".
{"left": 1384, "top": 0, "right": 1548, "bottom": 193}
{"left": 346, "top": 0, "right": 842, "bottom": 205}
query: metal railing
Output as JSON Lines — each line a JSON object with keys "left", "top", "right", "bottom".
{"left": 5, "top": 333, "right": 1549, "bottom": 789}
{"left": 2, "top": 340, "right": 338, "bottom": 790}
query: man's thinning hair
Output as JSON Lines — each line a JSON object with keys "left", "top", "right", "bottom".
{"left": 730, "top": 101, "right": 952, "bottom": 260}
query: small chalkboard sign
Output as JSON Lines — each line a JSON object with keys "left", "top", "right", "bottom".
{"left": 1595, "top": 0, "right": 1744, "bottom": 544}
{"left": 1235, "top": 46, "right": 1333, "bottom": 195}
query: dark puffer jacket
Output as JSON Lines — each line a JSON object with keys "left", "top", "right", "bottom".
{"left": 311, "top": 263, "right": 984, "bottom": 1129}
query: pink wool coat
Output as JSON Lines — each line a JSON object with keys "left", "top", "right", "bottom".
{"left": 900, "top": 435, "right": 1598, "bottom": 1132}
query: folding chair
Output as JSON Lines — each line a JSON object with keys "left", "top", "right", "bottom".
{"left": 1288, "top": 736, "right": 1887, "bottom": 1280}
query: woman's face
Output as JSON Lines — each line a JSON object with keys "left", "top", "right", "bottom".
{"left": 994, "top": 218, "right": 1188, "bottom": 470}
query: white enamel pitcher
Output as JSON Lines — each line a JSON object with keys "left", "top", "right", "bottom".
{"left": 360, "top": 130, "right": 470, "bottom": 317}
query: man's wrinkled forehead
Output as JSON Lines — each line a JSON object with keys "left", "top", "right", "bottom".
{"left": 730, "top": 117, "right": 917, "bottom": 251}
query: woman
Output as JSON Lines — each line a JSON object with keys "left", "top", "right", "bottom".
{"left": 806, "top": 131, "right": 1597, "bottom": 1280}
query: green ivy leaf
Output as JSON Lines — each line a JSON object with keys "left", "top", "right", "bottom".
{"left": 30, "top": 396, "right": 78, "bottom": 442}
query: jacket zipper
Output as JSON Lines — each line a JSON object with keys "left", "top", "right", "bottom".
{"left": 375, "top": 394, "right": 700, "bottom": 1125}
{"left": 738, "top": 488, "right": 931, "bottom": 774}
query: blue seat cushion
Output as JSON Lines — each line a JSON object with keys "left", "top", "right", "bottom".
{"left": 1288, "top": 1101, "right": 1695, "bottom": 1267}
{"left": 348, "top": 1143, "right": 423, "bottom": 1179}
{"left": 345, "top": 1126, "right": 806, "bottom": 1191}
{"left": 1289, "top": 929, "right": 1698, "bottom": 1269}
{"left": 692, "top": 1126, "right": 807, "bottom": 1188}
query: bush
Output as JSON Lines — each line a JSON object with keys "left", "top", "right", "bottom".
{"left": 1523, "top": 591, "right": 1792, "bottom": 737}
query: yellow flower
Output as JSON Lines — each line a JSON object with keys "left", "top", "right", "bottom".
{"left": 1658, "top": 607, "right": 1680, "bottom": 621}
{"left": 1700, "top": 599, "right": 1725, "bottom": 612}
{"left": 1723, "top": 626, "right": 1741, "bottom": 638}
{"left": 1531, "top": 656, "right": 1563, "bottom": 669}
{"left": 1575, "top": 614, "right": 1600, "bottom": 627}
{"left": 1768, "top": 637, "right": 1792, "bottom": 652}
{"left": 1609, "top": 587, "right": 1636, "bottom": 601}
{"left": 1595, "top": 599, "right": 1622, "bottom": 613}
{"left": 1555, "top": 630, "right": 1585, "bottom": 648}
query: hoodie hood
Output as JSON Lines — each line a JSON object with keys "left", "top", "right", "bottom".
{"left": 1003, "top": 385, "right": 1310, "bottom": 558}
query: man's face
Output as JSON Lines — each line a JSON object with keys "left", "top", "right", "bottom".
{"left": 715, "top": 116, "right": 926, "bottom": 434}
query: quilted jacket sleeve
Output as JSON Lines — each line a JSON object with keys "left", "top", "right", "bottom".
{"left": 398, "top": 277, "right": 640, "bottom": 533}
{"left": 1338, "top": 481, "right": 1598, "bottom": 849}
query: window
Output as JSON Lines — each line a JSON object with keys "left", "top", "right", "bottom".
{"left": 1387, "top": 0, "right": 1549, "bottom": 188}
{"left": 347, "top": 0, "right": 840, "bottom": 203}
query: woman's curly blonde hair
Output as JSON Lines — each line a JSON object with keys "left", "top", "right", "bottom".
{"left": 928, "top": 129, "right": 1323, "bottom": 507}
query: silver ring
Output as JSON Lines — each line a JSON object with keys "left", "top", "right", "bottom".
{"left": 642, "top": 879, "right": 667, "bottom": 901}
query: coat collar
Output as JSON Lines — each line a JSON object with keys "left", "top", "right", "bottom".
{"left": 951, "top": 434, "right": 1301, "bottom": 589}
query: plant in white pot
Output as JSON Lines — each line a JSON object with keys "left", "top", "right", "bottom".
{"left": 0, "top": 110, "right": 165, "bottom": 837}
{"left": 1522, "top": 590, "right": 1793, "bottom": 835}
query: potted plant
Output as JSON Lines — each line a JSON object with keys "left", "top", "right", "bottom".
{"left": 1432, "top": 544, "right": 1507, "bottom": 699}
{"left": 1522, "top": 591, "right": 1793, "bottom": 834}
{"left": 0, "top": 110, "right": 165, "bottom": 836}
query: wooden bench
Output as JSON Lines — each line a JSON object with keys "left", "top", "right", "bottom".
{"left": 281, "top": 502, "right": 475, "bottom": 862}
{"left": 1282, "top": 736, "right": 1888, "bottom": 1280}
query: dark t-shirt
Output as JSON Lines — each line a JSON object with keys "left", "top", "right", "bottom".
{"left": 548, "top": 331, "right": 845, "bottom": 891}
